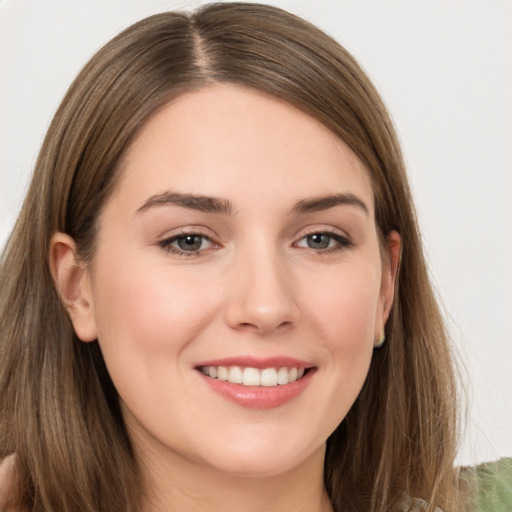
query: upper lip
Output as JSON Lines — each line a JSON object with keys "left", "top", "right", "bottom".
{"left": 195, "top": 356, "right": 314, "bottom": 370}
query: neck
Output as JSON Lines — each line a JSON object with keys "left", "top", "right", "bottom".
{"left": 136, "top": 440, "right": 332, "bottom": 512}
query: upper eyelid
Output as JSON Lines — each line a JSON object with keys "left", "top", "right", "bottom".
{"left": 160, "top": 232, "right": 216, "bottom": 247}
{"left": 157, "top": 226, "right": 218, "bottom": 241}
{"left": 295, "top": 232, "right": 351, "bottom": 247}
{"left": 157, "top": 233, "right": 218, "bottom": 258}
{"left": 155, "top": 220, "right": 354, "bottom": 241}
{"left": 156, "top": 225, "right": 351, "bottom": 241}
{"left": 158, "top": 231, "right": 349, "bottom": 258}
{"left": 293, "top": 224, "right": 351, "bottom": 240}
{"left": 292, "top": 226, "right": 354, "bottom": 252}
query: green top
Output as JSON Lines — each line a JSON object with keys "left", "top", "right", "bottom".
{"left": 461, "top": 457, "right": 512, "bottom": 512}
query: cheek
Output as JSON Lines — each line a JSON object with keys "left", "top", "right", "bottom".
{"left": 302, "top": 269, "right": 379, "bottom": 430}
{"left": 90, "top": 254, "right": 221, "bottom": 358}
{"left": 303, "top": 263, "right": 381, "bottom": 348}
{"left": 88, "top": 255, "right": 225, "bottom": 426}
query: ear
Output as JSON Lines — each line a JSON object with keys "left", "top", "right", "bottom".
{"left": 375, "top": 230, "right": 401, "bottom": 341}
{"left": 49, "top": 233, "right": 98, "bottom": 342}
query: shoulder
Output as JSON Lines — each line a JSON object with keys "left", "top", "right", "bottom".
{"left": 0, "top": 454, "right": 19, "bottom": 512}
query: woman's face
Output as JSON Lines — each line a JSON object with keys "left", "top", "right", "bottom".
{"left": 68, "top": 85, "right": 397, "bottom": 478}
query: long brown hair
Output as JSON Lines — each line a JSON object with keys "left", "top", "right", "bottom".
{"left": 0, "top": 3, "right": 463, "bottom": 511}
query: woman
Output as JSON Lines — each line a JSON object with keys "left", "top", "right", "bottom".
{"left": 0, "top": 3, "right": 463, "bottom": 511}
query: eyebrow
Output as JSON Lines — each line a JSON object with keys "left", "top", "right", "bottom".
{"left": 136, "top": 191, "right": 368, "bottom": 216}
{"left": 137, "top": 191, "right": 235, "bottom": 215}
{"left": 291, "top": 193, "right": 369, "bottom": 215}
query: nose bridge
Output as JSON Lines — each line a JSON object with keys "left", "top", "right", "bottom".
{"left": 225, "top": 236, "right": 298, "bottom": 334}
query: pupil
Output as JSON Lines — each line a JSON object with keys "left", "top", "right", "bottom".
{"left": 308, "top": 234, "right": 330, "bottom": 249}
{"left": 178, "top": 235, "right": 201, "bottom": 251}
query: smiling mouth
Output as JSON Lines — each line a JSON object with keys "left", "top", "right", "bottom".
{"left": 197, "top": 365, "right": 309, "bottom": 387}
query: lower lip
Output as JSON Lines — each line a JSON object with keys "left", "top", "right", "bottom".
{"left": 198, "top": 369, "right": 315, "bottom": 409}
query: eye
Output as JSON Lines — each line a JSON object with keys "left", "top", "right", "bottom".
{"left": 158, "top": 233, "right": 215, "bottom": 256}
{"left": 296, "top": 232, "right": 351, "bottom": 252}
{"left": 174, "top": 234, "right": 208, "bottom": 251}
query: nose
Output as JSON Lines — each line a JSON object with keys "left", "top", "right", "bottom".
{"left": 224, "top": 246, "right": 299, "bottom": 335}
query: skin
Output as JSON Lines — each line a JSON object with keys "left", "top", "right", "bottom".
{"left": 0, "top": 455, "right": 17, "bottom": 511}
{"left": 51, "top": 85, "right": 400, "bottom": 512}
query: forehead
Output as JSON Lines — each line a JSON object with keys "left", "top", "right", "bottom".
{"left": 112, "top": 84, "right": 374, "bottom": 214}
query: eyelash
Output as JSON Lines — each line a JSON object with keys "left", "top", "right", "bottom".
{"left": 157, "top": 230, "right": 352, "bottom": 258}
{"left": 295, "top": 231, "right": 353, "bottom": 254}
{"left": 158, "top": 231, "right": 215, "bottom": 258}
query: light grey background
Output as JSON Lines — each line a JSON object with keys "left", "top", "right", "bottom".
{"left": 1, "top": 0, "right": 511, "bottom": 465}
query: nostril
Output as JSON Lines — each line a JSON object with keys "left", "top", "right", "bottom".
{"left": 237, "top": 322, "right": 259, "bottom": 331}
{"left": 235, "top": 319, "right": 293, "bottom": 334}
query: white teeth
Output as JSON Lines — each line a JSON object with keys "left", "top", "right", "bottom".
{"left": 228, "top": 366, "right": 243, "bottom": 384}
{"left": 242, "top": 367, "right": 260, "bottom": 386}
{"left": 260, "top": 368, "right": 278, "bottom": 387}
{"left": 200, "top": 365, "right": 307, "bottom": 387}
{"left": 277, "top": 367, "right": 289, "bottom": 385}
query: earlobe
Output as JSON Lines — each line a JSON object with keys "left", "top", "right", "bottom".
{"left": 49, "top": 233, "right": 98, "bottom": 342}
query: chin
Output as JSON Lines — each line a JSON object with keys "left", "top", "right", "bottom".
{"left": 199, "top": 439, "right": 325, "bottom": 479}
